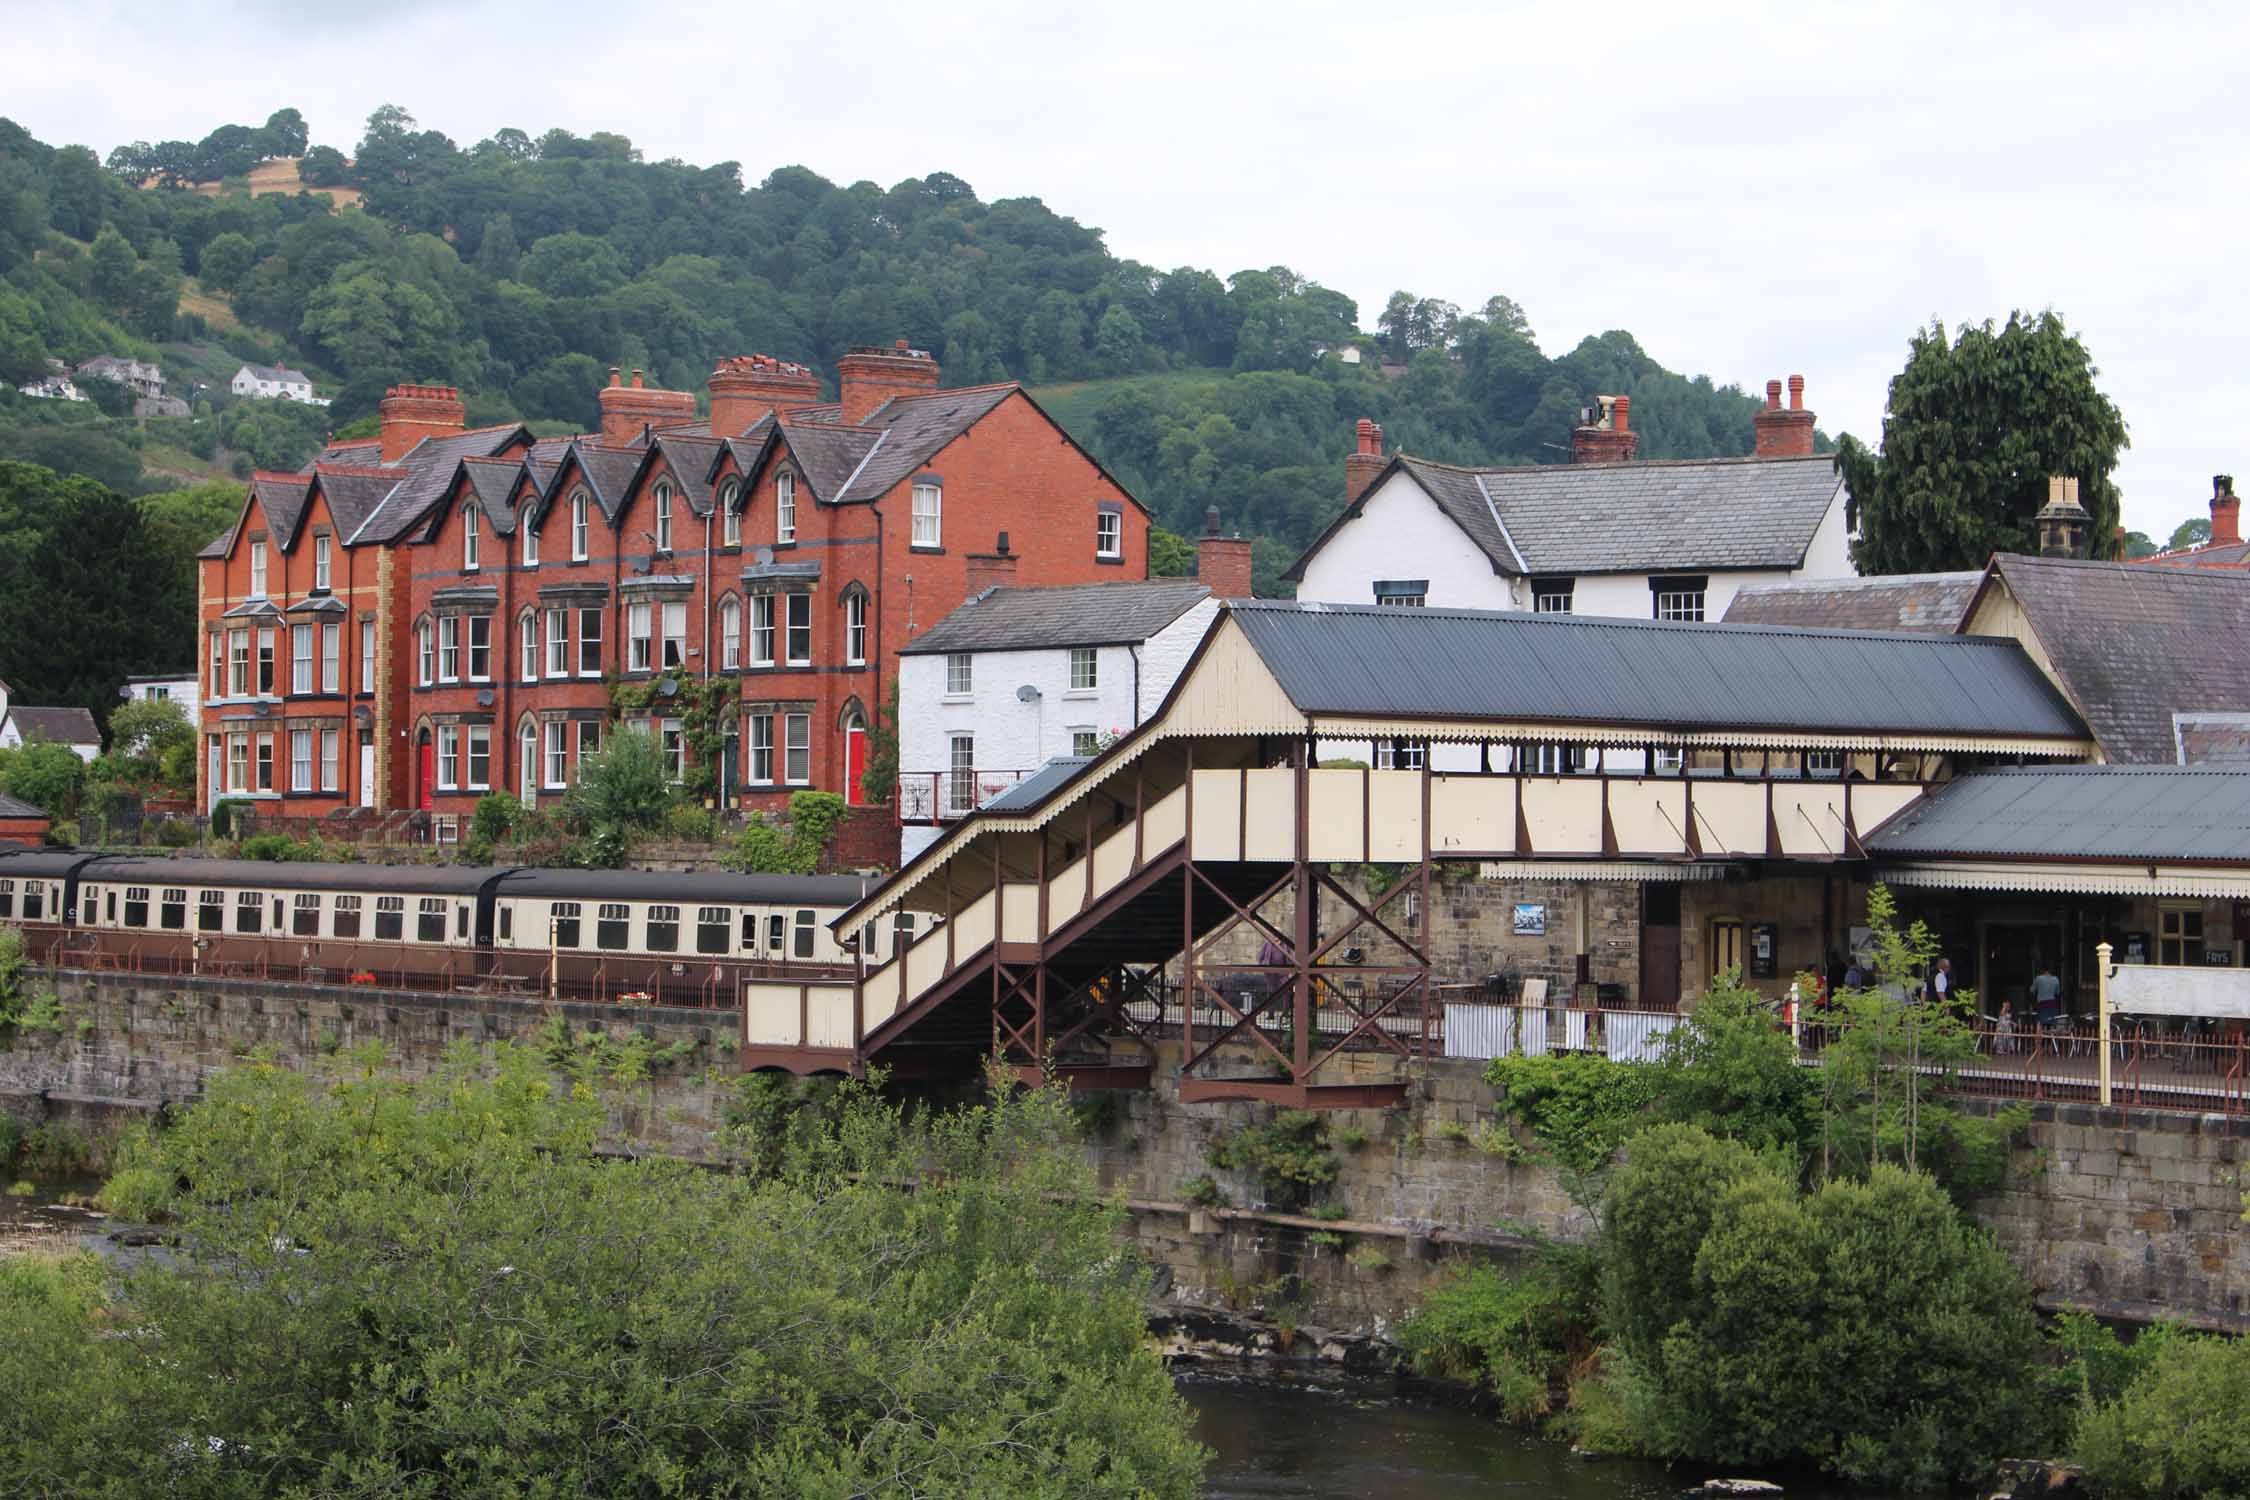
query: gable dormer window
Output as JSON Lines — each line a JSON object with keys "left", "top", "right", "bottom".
{"left": 776, "top": 471, "right": 797, "bottom": 545}
{"left": 1532, "top": 577, "right": 1575, "bottom": 613}
{"left": 249, "top": 540, "right": 267, "bottom": 599}
{"left": 571, "top": 490, "right": 589, "bottom": 561}
{"left": 720, "top": 480, "right": 741, "bottom": 547}
{"left": 1650, "top": 574, "right": 1708, "bottom": 623}
{"left": 654, "top": 481, "right": 673, "bottom": 553}
{"left": 463, "top": 506, "right": 481, "bottom": 571}
{"left": 314, "top": 534, "right": 331, "bottom": 592}
{"left": 523, "top": 509, "right": 539, "bottom": 567}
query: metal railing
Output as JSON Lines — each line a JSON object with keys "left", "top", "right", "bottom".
{"left": 894, "top": 769, "right": 1031, "bottom": 826}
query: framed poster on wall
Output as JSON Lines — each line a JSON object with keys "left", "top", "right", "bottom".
{"left": 1512, "top": 903, "right": 1546, "bottom": 937}
{"left": 1749, "top": 922, "right": 1778, "bottom": 979}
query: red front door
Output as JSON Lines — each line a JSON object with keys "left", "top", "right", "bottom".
{"left": 417, "top": 739, "right": 435, "bottom": 812}
{"left": 844, "top": 726, "right": 866, "bottom": 806}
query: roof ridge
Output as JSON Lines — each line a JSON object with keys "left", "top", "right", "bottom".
{"left": 1400, "top": 449, "right": 1834, "bottom": 478}
{"left": 1237, "top": 597, "right": 2026, "bottom": 646}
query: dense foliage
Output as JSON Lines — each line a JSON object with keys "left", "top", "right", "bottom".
{"left": 0, "top": 1048, "right": 1204, "bottom": 1497}
{"left": 1841, "top": 310, "right": 2130, "bottom": 572}
{"left": 2074, "top": 1330, "right": 2250, "bottom": 1499}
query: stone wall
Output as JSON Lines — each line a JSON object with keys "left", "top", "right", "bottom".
{"left": 1970, "top": 1098, "right": 2250, "bottom": 1330}
{"left": 0, "top": 971, "right": 740, "bottom": 1163}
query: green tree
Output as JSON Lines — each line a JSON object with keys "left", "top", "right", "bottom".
{"left": 87, "top": 223, "right": 136, "bottom": 307}
{"left": 0, "top": 1050, "right": 1204, "bottom": 1496}
{"left": 140, "top": 480, "right": 244, "bottom": 628}
{"left": 1149, "top": 527, "right": 1195, "bottom": 575}
{"left": 567, "top": 727, "right": 671, "bottom": 837}
{"left": 1840, "top": 311, "right": 2130, "bottom": 572}
{"left": 197, "top": 229, "right": 255, "bottom": 293}
{"left": 103, "top": 697, "right": 193, "bottom": 786}
{"left": 473, "top": 209, "right": 521, "bottom": 280}
{"left": 3, "top": 738, "right": 86, "bottom": 817}
{"left": 2166, "top": 516, "right": 2210, "bottom": 552}
{"left": 2074, "top": 1332, "right": 2250, "bottom": 1498}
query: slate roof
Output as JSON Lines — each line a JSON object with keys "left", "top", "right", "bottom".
{"left": 247, "top": 472, "right": 313, "bottom": 549}
{"left": 984, "top": 758, "right": 1092, "bottom": 813}
{"left": 457, "top": 457, "right": 526, "bottom": 534}
{"left": 1972, "top": 554, "right": 2250, "bottom": 766}
{"left": 902, "top": 581, "right": 1213, "bottom": 655}
{"left": 309, "top": 436, "right": 381, "bottom": 468}
{"left": 653, "top": 434, "right": 721, "bottom": 515}
{"left": 6, "top": 706, "right": 100, "bottom": 747}
{"left": 1286, "top": 452, "right": 1844, "bottom": 581}
{"left": 238, "top": 362, "right": 311, "bottom": 385}
{"left": 775, "top": 424, "right": 882, "bottom": 503}
{"left": 346, "top": 425, "right": 531, "bottom": 544}
{"left": 1722, "top": 572, "right": 1982, "bottom": 634}
{"left": 837, "top": 385, "right": 1017, "bottom": 501}
{"left": 1864, "top": 767, "right": 2250, "bottom": 863}
{"left": 0, "top": 792, "right": 48, "bottom": 821}
{"left": 311, "top": 468, "right": 405, "bottom": 544}
{"left": 2132, "top": 540, "right": 2250, "bottom": 570}
{"left": 1225, "top": 600, "right": 2089, "bottom": 741}
{"left": 2174, "top": 714, "right": 2250, "bottom": 766}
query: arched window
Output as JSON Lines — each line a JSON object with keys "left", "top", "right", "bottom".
{"left": 522, "top": 506, "right": 540, "bottom": 566}
{"left": 720, "top": 596, "right": 741, "bottom": 670}
{"left": 842, "top": 587, "right": 868, "bottom": 665}
{"left": 720, "top": 479, "right": 741, "bottom": 547}
{"left": 654, "top": 480, "right": 674, "bottom": 552}
{"left": 776, "top": 471, "right": 796, "bottom": 544}
{"left": 518, "top": 609, "right": 538, "bottom": 682}
{"left": 416, "top": 617, "right": 434, "bottom": 686}
{"left": 463, "top": 505, "right": 481, "bottom": 571}
{"left": 571, "top": 489, "right": 589, "bottom": 560}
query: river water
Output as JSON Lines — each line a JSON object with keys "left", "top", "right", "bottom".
{"left": 1184, "top": 1365, "right": 1682, "bottom": 1500}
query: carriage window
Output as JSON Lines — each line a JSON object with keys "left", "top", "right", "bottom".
{"left": 160, "top": 888, "right": 188, "bottom": 930}
{"left": 456, "top": 904, "right": 471, "bottom": 941}
{"left": 0, "top": 879, "right": 12, "bottom": 918}
{"left": 199, "top": 890, "right": 224, "bottom": 932}
{"left": 647, "top": 905, "right": 680, "bottom": 953}
{"left": 696, "top": 906, "right": 730, "bottom": 955}
{"left": 21, "top": 881, "right": 44, "bottom": 922}
{"left": 124, "top": 887, "right": 150, "bottom": 928}
{"left": 375, "top": 896, "right": 405, "bottom": 942}
{"left": 105, "top": 889, "right": 118, "bottom": 924}
{"left": 793, "top": 909, "right": 816, "bottom": 960}
{"left": 293, "top": 893, "right": 321, "bottom": 937}
{"left": 596, "top": 904, "right": 630, "bottom": 951}
{"left": 417, "top": 898, "right": 447, "bottom": 944}
{"left": 741, "top": 909, "right": 760, "bottom": 951}
{"left": 767, "top": 913, "right": 787, "bottom": 953}
{"left": 235, "top": 890, "right": 263, "bottom": 934}
{"left": 552, "top": 901, "right": 582, "bottom": 949}
{"left": 333, "top": 895, "right": 362, "bottom": 940}
{"left": 499, "top": 906, "right": 513, "bottom": 943}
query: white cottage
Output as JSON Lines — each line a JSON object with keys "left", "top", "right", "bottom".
{"left": 229, "top": 362, "right": 323, "bottom": 404}
{"left": 895, "top": 579, "right": 1222, "bottom": 861}
{"left": 1289, "top": 378, "right": 1856, "bottom": 624}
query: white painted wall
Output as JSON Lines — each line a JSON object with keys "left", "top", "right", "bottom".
{"left": 125, "top": 674, "right": 200, "bottom": 723}
{"left": 896, "top": 597, "right": 1219, "bottom": 864}
{"left": 0, "top": 716, "right": 98, "bottom": 763}
{"left": 1296, "top": 470, "right": 1519, "bottom": 611}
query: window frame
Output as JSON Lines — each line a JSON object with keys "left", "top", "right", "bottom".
{"left": 1068, "top": 646, "right": 1097, "bottom": 692}
{"left": 463, "top": 505, "right": 481, "bottom": 571}
{"left": 844, "top": 591, "right": 867, "bottom": 665}
{"left": 571, "top": 490, "right": 589, "bottom": 561}
{"left": 751, "top": 595, "right": 775, "bottom": 666}
{"left": 776, "top": 470, "right": 796, "bottom": 544}
{"left": 946, "top": 653, "right": 972, "bottom": 696}
{"left": 784, "top": 712, "right": 811, "bottom": 785}
{"left": 749, "top": 712, "right": 774, "bottom": 784}
{"left": 653, "top": 481, "right": 673, "bottom": 553}
{"left": 578, "top": 607, "right": 602, "bottom": 677}
{"left": 784, "top": 593, "right": 811, "bottom": 665}
{"left": 313, "top": 533, "right": 331, "bottom": 592}
{"left": 321, "top": 622, "right": 340, "bottom": 694}
{"left": 720, "top": 597, "right": 741, "bottom": 670}
{"left": 910, "top": 481, "right": 941, "bottom": 548}
{"left": 720, "top": 480, "right": 742, "bottom": 547}
{"left": 466, "top": 615, "right": 492, "bottom": 682}
{"left": 1095, "top": 509, "right": 1121, "bottom": 559}
{"left": 292, "top": 623, "right": 314, "bottom": 695}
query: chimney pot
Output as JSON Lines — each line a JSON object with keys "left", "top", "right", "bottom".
{"left": 1344, "top": 417, "right": 1388, "bottom": 501}
{"left": 1612, "top": 395, "right": 1630, "bottom": 432}
{"left": 1787, "top": 374, "right": 1805, "bottom": 411}
{"left": 631, "top": 369, "right": 644, "bottom": 389}
{"left": 608, "top": 367, "right": 621, "bottom": 387}
{"left": 1752, "top": 371, "right": 1817, "bottom": 459}
{"left": 2211, "top": 474, "right": 2242, "bottom": 547}
{"left": 836, "top": 340, "right": 943, "bottom": 425}
{"left": 1765, "top": 379, "right": 1782, "bottom": 411}
{"left": 1205, "top": 505, "right": 1221, "bottom": 537}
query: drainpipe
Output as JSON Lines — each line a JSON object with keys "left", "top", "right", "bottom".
{"left": 1129, "top": 643, "right": 1142, "bottom": 728}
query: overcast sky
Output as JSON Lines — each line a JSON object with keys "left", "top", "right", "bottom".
{"left": 9, "top": 0, "right": 2245, "bottom": 537}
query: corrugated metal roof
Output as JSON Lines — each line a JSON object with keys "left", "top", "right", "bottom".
{"left": 1865, "top": 767, "right": 2250, "bottom": 862}
{"left": 1226, "top": 600, "right": 2089, "bottom": 740}
{"left": 902, "top": 581, "right": 1212, "bottom": 654}
{"left": 983, "top": 757, "right": 1091, "bottom": 813}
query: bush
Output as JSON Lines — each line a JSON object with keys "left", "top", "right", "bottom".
{"left": 1206, "top": 1109, "right": 1337, "bottom": 1210}
{"left": 240, "top": 832, "right": 308, "bottom": 862}
{"left": 2075, "top": 1332, "right": 2250, "bottom": 1499}
{"left": 1653, "top": 975, "right": 1816, "bottom": 1157}
{"left": 1396, "top": 1249, "right": 1600, "bottom": 1422}
{"left": 470, "top": 792, "right": 519, "bottom": 845}
{"left": 1605, "top": 1127, "right": 2042, "bottom": 1489}
{"left": 1485, "top": 1052, "right": 1662, "bottom": 1185}
{"left": 210, "top": 798, "right": 249, "bottom": 839}
{"left": 152, "top": 817, "right": 198, "bottom": 848}
{"left": 664, "top": 802, "right": 715, "bottom": 842}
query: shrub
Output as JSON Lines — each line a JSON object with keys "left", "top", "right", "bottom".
{"left": 1206, "top": 1109, "right": 1337, "bottom": 1210}
{"left": 1485, "top": 1052, "right": 1662, "bottom": 1185}
{"left": 240, "top": 833, "right": 304, "bottom": 862}
{"left": 2075, "top": 1332, "right": 2250, "bottom": 1499}
{"left": 1396, "top": 1250, "right": 1599, "bottom": 1423}
{"left": 152, "top": 817, "right": 198, "bottom": 848}
{"left": 1607, "top": 1128, "right": 2042, "bottom": 1490}
{"left": 664, "top": 802, "right": 715, "bottom": 842}
{"left": 210, "top": 798, "right": 249, "bottom": 839}
{"left": 1652, "top": 975, "right": 1817, "bottom": 1157}
{"left": 470, "top": 792, "right": 519, "bottom": 845}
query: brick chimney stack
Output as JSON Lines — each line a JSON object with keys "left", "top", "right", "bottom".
{"left": 837, "top": 340, "right": 941, "bottom": 426}
{"left": 709, "top": 354, "right": 824, "bottom": 439}
{"left": 1344, "top": 418, "right": 1386, "bottom": 504}
{"left": 1752, "top": 374, "right": 1817, "bottom": 458}
{"left": 596, "top": 367, "right": 697, "bottom": 448}
{"left": 965, "top": 530, "right": 1020, "bottom": 595}
{"left": 1196, "top": 505, "right": 1255, "bottom": 598}
{"left": 1570, "top": 395, "right": 1637, "bottom": 464}
{"left": 2212, "top": 474, "right": 2241, "bottom": 547}
{"left": 377, "top": 383, "right": 465, "bottom": 463}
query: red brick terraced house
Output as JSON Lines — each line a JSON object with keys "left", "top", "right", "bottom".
{"left": 199, "top": 345, "right": 1151, "bottom": 838}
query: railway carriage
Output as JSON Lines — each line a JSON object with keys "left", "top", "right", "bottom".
{"left": 0, "top": 850, "right": 911, "bottom": 1009}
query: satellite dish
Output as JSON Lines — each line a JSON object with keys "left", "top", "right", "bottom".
{"left": 753, "top": 546, "right": 774, "bottom": 566}
{"left": 475, "top": 689, "right": 496, "bottom": 708}
{"left": 1016, "top": 684, "right": 1041, "bottom": 702}
{"left": 656, "top": 678, "right": 681, "bottom": 699}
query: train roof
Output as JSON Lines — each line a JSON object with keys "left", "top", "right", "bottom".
{"left": 0, "top": 849, "right": 105, "bottom": 879}
{"left": 494, "top": 868, "right": 877, "bottom": 905}
{"left": 75, "top": 857, "right": 500, "bottom": 894}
